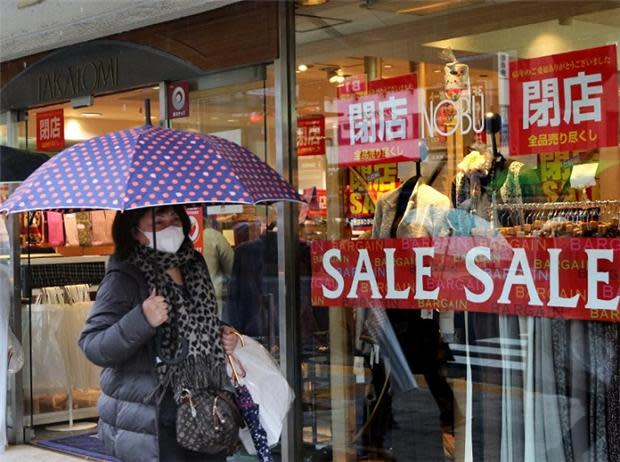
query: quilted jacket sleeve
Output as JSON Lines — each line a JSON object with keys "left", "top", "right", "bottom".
{"left": 79, "top": 270, "right": 155, "bottom": 368}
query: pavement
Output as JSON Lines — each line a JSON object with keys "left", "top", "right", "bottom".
{"left": 0, "top": 445, "right": 84, "bottom": 461}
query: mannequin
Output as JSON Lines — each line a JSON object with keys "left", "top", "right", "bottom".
{"left": 372, "top": 175, "right": 456, "bottom": 461}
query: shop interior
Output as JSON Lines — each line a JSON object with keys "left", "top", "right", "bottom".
{"left": 1, "top": 1, "right": 619, "bottom": 460}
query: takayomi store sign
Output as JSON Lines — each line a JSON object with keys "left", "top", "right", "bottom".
{"left": 311, "top": 238, "right": 620, "bottom": 322}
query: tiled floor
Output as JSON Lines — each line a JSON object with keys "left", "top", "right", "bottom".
{"left": 1, "top": 445, "right": 85, "bottom": 461}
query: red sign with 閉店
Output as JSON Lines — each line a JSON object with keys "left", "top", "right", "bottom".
{"left": 297, "top": 115, "right": 325, "bottom": 156}
{"left": 509, "top": 45, "right": 618, "bottom": 155}
{"left": 36, "top": 109, "right": 65, "bottom": 151}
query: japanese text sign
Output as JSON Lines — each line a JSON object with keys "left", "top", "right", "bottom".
{"left": 337, "top": 74, "right": 368, "bottom": 98}
{"left": 337, "top": 89, "right": 418, "bottom": 166}
{"left": 297, "top": 115, "right": 325, "bottom": 156}
{"left": 311, "top": 237, "right": 620, "bottom": 322}
{"left": 36, "top": 109, "right": 64, "bottom": 151}
{"left": 509, "top": 45, "right": 618, "bottom": 155}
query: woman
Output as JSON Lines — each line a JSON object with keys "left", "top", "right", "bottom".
{"left": 79, "top": 205, "right": 239, "bottom": 462}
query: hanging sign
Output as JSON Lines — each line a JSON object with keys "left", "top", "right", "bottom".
{"left": 345, "top": 163, "right": 398, "bottom": 231}
{"left": 311, "top": 237, "right": 620, "bottom": 322}
{"left": 337, "top": 74, "right": 367, "bottom": 98}
{"left": 36, "top": 109, "right": 64, "bottom": 151}
{"left": 167, "top": 80, "right": 190, "bottom": 119}
{"left": 186, "top": 207, "right": 203, "bottom": 253}
{"left": 337, "top": 74, "right": 419, "bottom": 166}
{"left": 509, "top": 45, "right": 618, "bottom": 155}
{"left": 297, "top": 115, "right": 326, "bottom": 156}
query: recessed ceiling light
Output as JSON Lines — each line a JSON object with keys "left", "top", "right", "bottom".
{"left": 298, "top": 64, "right": 309, "bottom": 72}
{"left": 81, "top": 112, "right": 103, "bottom": 118}
{"left": 433, "top": 69, "right": 442, "bottom": 73}
{"left": 298, "top": 0, "right": 328, "bottom": 5}
{"left": 384, "top": 64, "right": 393, "bottom": 69}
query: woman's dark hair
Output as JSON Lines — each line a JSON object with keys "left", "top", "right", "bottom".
{"left": 112, "top": 205, "right": 191, "bottom": 259}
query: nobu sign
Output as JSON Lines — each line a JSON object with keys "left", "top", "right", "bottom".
{"left": 311, "top": 238, "right": 620, "bottom": 322}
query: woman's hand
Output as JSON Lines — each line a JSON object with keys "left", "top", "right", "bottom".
{"left": 221, "top": 325, "right": 239, "bottom": 355}
{"left": 142, "top": 289, "right": 169, "bottom": 328}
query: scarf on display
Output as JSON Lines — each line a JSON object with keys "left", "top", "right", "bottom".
{"left": 128, "top": 240, "right": 227, "bottom": 404}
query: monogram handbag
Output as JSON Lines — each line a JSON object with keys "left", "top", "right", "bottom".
{"left": 176, "top": 387, "right": 243, "bottom": 455}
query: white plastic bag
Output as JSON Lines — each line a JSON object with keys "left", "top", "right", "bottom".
{"left": 227, "top": 336, "right": 295, "bottom": 454}
{"left": 7, "top": 328, "right": 24, "bottom": 374}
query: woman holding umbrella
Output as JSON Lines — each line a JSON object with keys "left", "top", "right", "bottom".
{"left": 79, "top": 205, "right": 240, "bottom": 462}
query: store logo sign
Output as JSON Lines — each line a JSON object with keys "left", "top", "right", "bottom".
{"left": 420, "top": 86, "right": 485, "bottom": 138}
{"left": 167, "top": 81, "right": 190, "bottom": 119}
{"left": 36, "top": 58, "right": 119, "bottom": 101}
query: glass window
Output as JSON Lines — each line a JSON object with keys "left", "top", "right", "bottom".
{"left": 296, "top": 2, "right": 620, "bottom": 461}
{"left": 171, "top": 65, "right": 290, "bottom": 354}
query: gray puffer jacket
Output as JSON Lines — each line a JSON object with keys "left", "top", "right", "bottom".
{"left": 79, "top": 255, "right": 160, "bottom": 462}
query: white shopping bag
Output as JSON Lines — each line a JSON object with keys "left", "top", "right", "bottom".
{"left": 227, "top": 336, "right": 295, "bottom": 454}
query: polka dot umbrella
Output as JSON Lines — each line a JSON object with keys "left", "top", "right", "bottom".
{"left": 0, "top": 125, "right": 303, "bottom": 214}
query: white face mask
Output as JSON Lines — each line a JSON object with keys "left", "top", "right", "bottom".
{"left": 140, "top": 225, "right": 185, "bottom": 254}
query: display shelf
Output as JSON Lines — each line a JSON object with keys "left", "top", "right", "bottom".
{"left": 24, "top": 407, "right": 99, "bottom": 427}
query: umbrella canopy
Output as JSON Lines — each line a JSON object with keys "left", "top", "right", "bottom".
{"left": 0, "top": 146, "right": 49, "bottom": 183}
{"left": 0, "top": 126, "right": 303, "bottom": 214}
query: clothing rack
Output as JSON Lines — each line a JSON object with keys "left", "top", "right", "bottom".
{"left": 492, "top": 199, "right": 620, "bottom": 211}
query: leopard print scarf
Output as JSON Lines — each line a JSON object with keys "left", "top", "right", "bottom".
{"left": 128, "top": 239, "right": 227, "bottom": 403}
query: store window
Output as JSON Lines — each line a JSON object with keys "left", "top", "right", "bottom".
{"left": 15, "top": 87, "right": 159, "bottom": 431}
{"left": 296, "top": 2, "right": 620, "bottom": 461}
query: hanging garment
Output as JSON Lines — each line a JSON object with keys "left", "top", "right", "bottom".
{"left": 25, "top": 287, "right": 70, "bottom": 414}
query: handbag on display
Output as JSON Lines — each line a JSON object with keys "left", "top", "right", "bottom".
{"left": 227, "top": 335, "right": 295, "bottom": 454}
{"left": 90, "top": 211, "right": 113, "bottom": 245}
{"left": 46, "top": 212, "right": 65, "bottom": 247}
{"left": 75, "top": 212, "right": 93, "bottom": 246}
{"left": 176, "top": 387, "right": 243, "bottom": 455}
{"left": 63, "top": 214, "right": 80, "bottom": 247}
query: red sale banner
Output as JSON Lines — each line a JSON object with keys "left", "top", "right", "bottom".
{"left": 36, "top": 109, "right": 64, "bottom": 151}
{"left": 509, "top": 45, "right": 618, "bottom": 155}
{"left": 297, "top": 115, "right": 325, "bottom": 156}
{"left": 311, "top": 237, "right": 620, "bottom": 322}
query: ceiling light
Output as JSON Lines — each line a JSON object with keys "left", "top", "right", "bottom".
{"left": 81, "top": 112, "right": 102, "bottom": 118}
{"left": 298, "top": 0, "right": 328, "bottom": 5}
{"left": 384, "top": 64, "right": 393, "bottom": 69}
{"left": 327, "top": 68, "right": 345, "bottom": 84}
{"left": 298, "top": 64, "right": 308, "bottom": 72}
{"left": 398, "top": 0, "right": 465, "bottom": 15}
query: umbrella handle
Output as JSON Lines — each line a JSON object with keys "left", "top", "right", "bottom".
{"left": 227, "top": 354, "right": 242, "bottom": 385}
{"left": 155, "top": 329, "right": 189, "bottom": 365}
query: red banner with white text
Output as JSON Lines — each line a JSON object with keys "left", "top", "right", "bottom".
{"left": 509, "top": 45, "right": 618, "bottom": 155}
{"left": 311, "top": 237, "right": 620, "bottom": 322}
